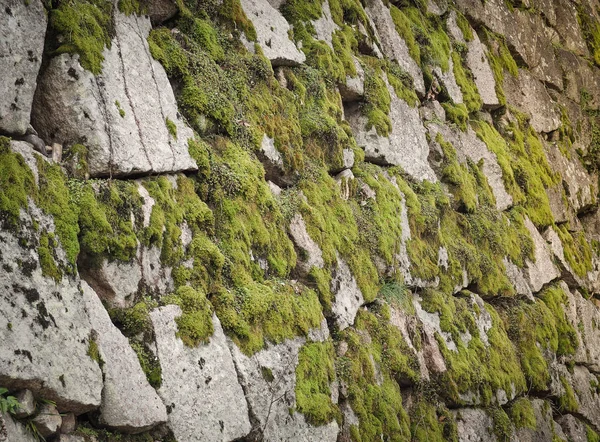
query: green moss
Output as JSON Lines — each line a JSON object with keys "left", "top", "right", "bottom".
{"left": 455, "top": 11, "right": 473, "bottom": 42}
{"left": 578, "top": 4, "right": 600, "bottom": 67}
{"left": 558, "top": 375, "right": 579, "bottom": 413}
{"left": 118, "top": 0, "right": 145, "bottom": 15}
{"left": 295, "top": 341, "right": 339, "bottom": 425}
{"left": 0, "top": 137, "right": 36, "bottom": 229}
{"left": 65, "top": 144, "right": 89, "bottom": 180}
{"left": 441, "top": 102, "right": 469, "bottom": 131}
{"left": 129, "top": 341, "right": 162, "bottom": 388}
{"left": 587, "top": 425, "right": 600, "bottom": 442}
{"left": 390, "top": 6, "right": 420, "bottom": 65}
{"left": 362, "top": 63, "right": 392, "bottom": 136}
{"left": 179, "top": 16, "right": 225, "bottom": 61}
{"left": 386, "top": 61, "right": 419, "bottom": 107}
{"left": 115, "top": 100, "right": 125, "bottom": 118}
{"left": 50, "top": 0, "right": 113, "bottom": 75}
{"left": 87, "top": 337, "right": 102, "bottom": 365}
{"left": 409, "top": 400, "right": 457, "bottom": 442}
{"left": 213, "top": 281, "right": 323, "bottom": 355}
{"left": 555, "top": 223, "right": 593, "bottom": 278}
{"left": 538, "top": 284, "right": 579, "bottom": 357}
{"left": 489, "top": 406, "right": 512, "bottom": 442}
{"left": 509, "top": 398, "right": 537, "bottom": 430}
{"left": 452, "top": 51, "right": 482, "bottom": 113}
{"left": 219, "top": 0, "right": 257, "bottom": 41}
{"left": 38, "top": 232, "right": 62, "bottom": 282}
{"left": 110, "top": 301, "right": 155, "bottom": 336}
{"left": 163, "top": 286, "right": 214, "bottom": 347}
{"left": 483, "top": 31, "right": 518, "bottom": 105}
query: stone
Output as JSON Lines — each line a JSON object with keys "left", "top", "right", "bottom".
{"left": 0, "top": 412, "right": 38, "bottom": 442}
{"left": 0, "top": 0, "right": 47, "bottom": 135}
{"left": 433, "top": 55, "right": 463, "bottom": 105}
{"left": 339, "top": 57, "right": 365, "bottom": 102}
{"left": 427, "top": 123, "right": 512, "bottom": 211}
{"left": 32, "top": 403, "right": 61, "bottom": 438}
{"left": 503, "top": 70, "right": 561, "bottom": 134}
{"left": 551, "top": 364, "right": 600, "bottom": 430}
{"left": 503, "top": 258, "right": 533, "bottom": 301}
{"left": 148, "top": 0, "right": 178, "bottom": 24}
{"left": 60, "top": 413, "right": 77, "bottom": 434}
{"left": 345, "top": 86, "right": 437, "bottom": 182}
{"left": 32, "top": 10, "right": 197, "bottom": 178}
{"left": 452, "top": 408, "right": 496, "bottom": 442}
{"left": 55, "top": 436, "right": 87, "bottom": 442}
{"left": 258, "top": 134, "right": 291, "bottom": 186}
{"left": 364, "top": 0, "right": 425, "bottom": 95}
{"left": 514, "top": 399, "right": 566, "bottom": 442}
{"left": 240, "top": 0, "right": 306, "bottom": 66}
{"left": 426, "top": 0, "right": 448, "bottom": 15}
{"left": 413, "top": 295, "right": 457, "bottom": 353}
{"left": 553, "top": 0, "right": 589, "bottom": 57}
{"left": 227, "top": 324, "right": 338, "bottom": 442}
{"left": 81, "top": 282, "right": 167, "bottom": 433}
{"left": 523, "top": 217, "right": 560, "bottom": 293}
{"left": 543, "top": 226, "right": 591, "bottom": 290}
{"left": 0, "top": 201, "right": 103, "bottom": 413}
{"left": 330, "top": 258, "right": 365, "bottom": 330}
{"left": 465, "top": 30, "right": 500, "bottom": 109}
{"left": 558, "top": 414, "right": 588, "bottom": 442}
{"left": 151, "top": 306, "right": 251, "bottom": 441}
{"left": 289, "top": 213, "right": 325, "bottom": 276}
{"left": 389, "top": 306, "right": 432, "bottom": 380}
{"left": 559, "top": 49, "right": 600, "bottom": 108}
{"left": 313, "top": 0, "right": 339, "bottom": 48}
{"left": 13, "top": 389, "right": 36, "bottom": 419}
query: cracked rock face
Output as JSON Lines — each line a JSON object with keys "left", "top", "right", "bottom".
{"left": 330, "top": 258, "right": 365, "bottom": 331}
{"left": 151, "top": 306, "right": 252, "bottom": 441}
{"left": 32, "top": 10, "right": 197, "bottom": 178}
{"left": 0, "top": 0, "right": 47, "bottom": 135}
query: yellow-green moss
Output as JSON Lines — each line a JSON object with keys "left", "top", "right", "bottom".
{"left": 442, "top": 102, "right": 469, "bottom": 131}
{"left": 455, "top": 11, "right": 473, "bottom": 42}
{"left": 295, "top": 341, "right": 339, "bottom": 425}
{"left": 38, "top": 231, "right": 62, "bottom": 282}
{"left": 363, "top": 63, "right": 392, "bottom": 136}
{"left": 452, "top": 51, "right": 482, "bottom": 113}
{"left": 509, "top": 398, "right": 537, "bottom": 430}
{"left": 489, "top": 406, "right": 513, "bottom": 442}
{"left": 538, "top": 284, "right": 579, "bottom": 357}
{"left": 213, "top": 281, "right": 323, "bottom": 355}
{"left": 483, "top": 31, "right": 518, "bottom": 105}
{"left": 558, "top": 375, "right": 579, "bottom": 413}
{"left": 390, "top": 6, "right": 420, "bottom": 65}
{"left": 87, "top": 337, "right": 102, "bottom": 365}
{"left": 577, "top": 4, "right": 600, "bottom": 67}
{"left": 50, "top": 0, "right": 114, "bottom": 75}
{"left": 409, "top": 400, "right": 458, "bottom": 442}
{"left": 163, "top": 286, "right": 214, "bottom": 347}
{"left": 0, "top": 137, "right": 36, "bottom": 229}
{"left": 555, "top": 224, "right": 593, "bottom": 278}
{"left": 166, "top": 118, "right": 178, "bottom": 139}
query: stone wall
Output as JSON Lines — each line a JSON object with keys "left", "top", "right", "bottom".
{"left": 2, "top": 0, "right": 600, "bottom": 441}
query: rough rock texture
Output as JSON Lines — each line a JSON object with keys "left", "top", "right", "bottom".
{"left": 240, "top": 0, "right": 306, "bottom": 66}
{"left": 258, "top": 134, "right": 290, "bottom": 186}
{"left": 523, "top": 217, "right": 560, "bottom": 293}
{"left": 0, "top": 412, "right": 38, "bottom": 442}
{"left": 32, "top": 403, "right": 62, "bottom": 438}
{"left": 289, "top": 213, "right": 325, "bottom": 275}
{"left": 453, "top": 408, "right": 496, "bottom": 442}
{"left": 330, "top": 258, "right": 365, "bottom": 330}
{"left": 81, "top": 282, "right": 167, "bottom": 432}
{"left": 313, "top": 0, "right": 339, "bottom": 48}
{"left": 151, "top": 306, "right": 251, "bottom": 441}
{"left": 339, "top": 58, "right": 365, "bottom": 102}
{"left": 345, "top": 87, "right": 436, "bottom": 182}
{"left": 364, "top": 0, "right": 425, "bottom": 95}
{"left": 433, "top": 56, "right": 463, "bottom": 104}
{"left": 148, "top": 0, "right": 178, "bottom": 24}
{"left": 32, "top": 12, "right": 197, "bottom": 178}
{"left": 514, "top": 399, "right": 566, "bottom": 442}
{"left": 13, "top": 389, "right": 36, "bottom": 419}
{"left": 0, "top": 0, "right": 47, "bottom": 135}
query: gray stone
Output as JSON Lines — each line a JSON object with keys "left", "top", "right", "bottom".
{"left": 426, "top": 0, "right": 448, "bottom": 15}
{"left": 503, "top": 69, "right": 561, "bottom": 134}
{"left": 523, "top": 217, "right": 560, "bottom": 293}
{"left": 32, "top": 404, "right": 61, "bottom": 438}
{"left": 544, "top": 226, "right": 591, "bottom": 290}
{"left": 0, "top": 0, "right": 47, "bottom": 135}
{"left": 13, "top": 389, "right": 36, "bottom": 419}
{"left": 339, "top": 58, "right": 365, "bottom": 102}
{"left": 81, "top": 282, "right": 167, "bottom": 433}
{"left": 514, "top": 399, "right": 565, "bottom": 442}
{"left": 0, "top": 200, "right": 103, "bottom": 413}
{"left": 313, "top": 0, "right": 339, "bottom": 47}
{"left": 151, "top": 306, "right": 251, "bottom": 442}
{"left": 330, "top": 258, "right": 365, "bottom": 330}
{"left": 60, "top": 413, "right": 77, "bottom": 434}
{"left": 227, "top": 324, "right": 338, "bottom": 442}
{"left": 503, "top": 258, "right": 533, "bottom": 301}
{"left": 453, "top": 408, "right": 497, "bottom": 442}
{"left": 32, "top": 10, "right": 197, "bottom": 178}
{"left": 558, "top": 414, "right": 588, "bottom": 442}
{"left": 0, "top": 412, "right": 38, "bottom": 442}
{"left": 553, "top": 0, "right": 589, "bottom": 57}
{"left": 559, "top": 49, "right": 600, "bottom": 108}
{"left": 364, "top": 0, "right": 425, "bottom": 95}
{"left": 465, "top": 30, "right": 500, "bottom": 109}
{"left": 258, "top": 134, "right": 291, "bottom": 186}
{"left": 413, "top": 295, "right": 457, "bottom": 353}
{"left": 289, "top": 213, "right": 325, "bottom": 276}
{"left": 55, "top": 436, "right": 87, "bottom": 442}
{"left": 433, "top": 56, "right": 463, "bottom": 105}
{"left": 345, "top": 85, "right": 436, "bottom": 182}
{"left": 148, "top": 0, "right": 178, "bottom": 24}
{"left": 240, "top": 0, "right": 306, "bottom": 66}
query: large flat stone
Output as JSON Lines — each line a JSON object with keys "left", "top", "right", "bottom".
{"left": 0, "top": 0, "right": 47, "bottom": 135}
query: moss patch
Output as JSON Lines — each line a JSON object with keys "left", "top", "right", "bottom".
{"left": 163, "top": 286, "right": 214, "bottom": 347}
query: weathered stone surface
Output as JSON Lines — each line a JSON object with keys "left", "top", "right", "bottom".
{"left": 553, "top": 0, "right": 589, "bottom": 57}
{"left": 81, "top": 282, "right": 167, "bottom": 433}
{"left": 148, "top": 0, "right": 178, "bottom": 24}
{"left": 258, "top": 134, "right": 292, "bottom": 186}
{"left": 32, "top": 403, "right": 62, "bottom": 438}
{"left": 433, "top": 56, "right": 463, "bottom": 105}
{"left": 513, "top": 399, "right": 566, "bottom": 442}
{"left": 330, "top": 258, "right": 365, "bottom": 330}
{"left": 559, "top": 49, "right": 600, "bottom": 108}
{"left": 13, "top": 389, "right": 36, "bottom": 419}
{"left": 0, "top": 412, "right": 38, "bottom": 442}
{"left": 503, "top": 69, "right": 560, "bottom": 133}
{"left": 523, "top": 217, "right": 560, "bottom": 293}
{"left": 55, "top": 435, "right": 86, "bottom": 442}
{"left": 339, "top": 58, "right": 365, "bottom": 102}
{"left": 414, "top": 295, "right": 457, "bottom": 353}
{"left": 228, "top": 323, "right": 338, "bottom": 441}
{"left": 0, "top": 207, "right": 102, "bottom": 413}
{"left": 240, "top": 0, "right": 306, "bottom": 66}
{"left": 503, "top": 258, "right": 533, "bottom": 300}
{"left": 453, "top": 408, "right": 496, "bottom": 442}
{"left": 60, "top": 412, "right": 77, "bottom": 434}
{"left": 151, "top": 306, "right": 251, "bottom": 441}
{"left": 289, "top": 213, "right": 325, "bottom": 276}
{"left": 551, "top": 364, "right": 600, "bottom": 430}
{"left": 313, "top": 0, "right": 339, "bottom": 47}
{"left": 345, "top": 86, "right": 436, "bottom": 182}
{"left": 364, "top": 0, "right": 425, "bottom": 95}
{"left": 466, "top": 33, "right": 500, "bottom": 109}
{"left": 32, "top": 10, "right": 197, "bottom": 178}
{"left": 0, "top": 0, "right": 47, "bottom": 135}
{"left": 558, "top": 414, "right": 588, "bottom": 442}
{"left": 428, "top": 123, "right": 512, "bottom": 210}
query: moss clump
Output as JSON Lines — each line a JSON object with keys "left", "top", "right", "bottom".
{"left": 166, "top": 118, "right": 178, "bottom": 140}
{"left": 163, "top": 286, "right": 214, "bottom": 347}
{"left": 442, "top": 102, "right": 469, "bottom": 131}
{"left": 409, "top": 400, "right": 457, "bottom": 442}
{"left": 0, "top": 137, "right": 36, "bottom": 229}
{"left": 555, "top": 224, "right": 593, "bottom": 278}
{"left": 87, "top": 337, "right": 102, "bottom": 365}
{"left": 38, "top": 232, "right": 62, "bottom": 282}
{"left": 538, "top": 284, "right": 579, "bottom": 357}
{"left": 489, "top": 406, "right": 512, "bottom": 442}
{"left": 386, "top": 61, "right": 419, "bottom": 107}
{"left": 118, "top": 0, "right": 144, "bottom": 15}
{"left": 339, "top": 308, "right": 415, "bottom": 441}
{"left": 50, "top": 0, "right": 114, "bottom": 75}
{"left": 129, "top": 341, "right": 162, "bottom": 389}
{"left": 558, "top": 375, "right": 579, "bottom": 413}
{"left": 362, "top": 63, "right": 392, "bottom": 136}
{"left": 295, "top": 341, "right": 339, "bottom": 425}
{"left": 451, "top": 51, "right": 482, "bottom": 113}
{"left": 483, "top": 31, "right": 518, "bottom": 105}
{"left": 509, "top": 398, "right": 536, "bottom": 430}
{"left": 213, "top": 281, "right": 322, "bottom": 355}
{"left": 390, "top": 6, "right": 420, "bottom": 65}
{"left": 578, "top": 4, "right": 600, "bottom": 67}
{"left": 455, "top": 11, "right": 473, "bottom": 42}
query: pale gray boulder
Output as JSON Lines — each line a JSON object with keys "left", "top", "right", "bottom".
{"left": 523, "top": 217, "right": 560, "bottom": 293}
{"left": 32, "top": 9, "right": 197, "bottom": 178}
{"left": 13, "top": 389, "right": 36, "bottom": 419}
{"left": 32, "top": 404, "right": 62, "bottom": 438}
{"left": 81, "top": 282, "right": 167, "bottom": 433}
{"left": 151, "top": 306, "right": 251, "bottom": 442}
{"left": 289, "top": 213, "right": 325, "bottom": 276}
{"left": 0, "top": 0, "right": 47, "bottom": 135}
{"left": 453, "top": 408, "right": 498, "bottom": 442}
{"left": 330, "top": 258, "right": 365, "bottom": 330}
{"left": 0, "top": 412, "right": 38, "bottom": 442}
